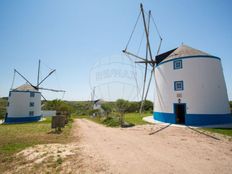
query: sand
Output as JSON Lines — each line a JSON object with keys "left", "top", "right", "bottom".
{"left": 9, "top": 119, "right": 232, "bottom": 174}
{"left": 74, "top": 119, "right": 232, "bottom": 174}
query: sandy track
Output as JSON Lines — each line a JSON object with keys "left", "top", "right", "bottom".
{"left": 75, "top": 119, "right": 232, "bottom": 174}
{"left": 9, "top": 119, "right": 232, "bottom": 174}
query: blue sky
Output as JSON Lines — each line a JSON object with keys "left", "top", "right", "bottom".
{"left": 0, "top": 0, "right": 231, "bottom": 101}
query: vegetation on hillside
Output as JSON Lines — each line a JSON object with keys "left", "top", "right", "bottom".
{"left": 77, "top": 112, "right": 149, "bottom": 127}
{"left": 42, "top": 99, "right": 76, "bottom": 114}
{"left": 0, "top": 98, "right": 7, "bottom": 120}
{"left": 0, "top": 97, "right": 153, "bottom": 127}
{"left": 74, "top": 99, "right": 153, "bottom": 127}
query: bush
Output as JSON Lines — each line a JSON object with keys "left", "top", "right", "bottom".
{"left": 101, "top": 102, "right": 114, "bottom": 117}
{"left": 115, "top": 99, "right": 130, "bottom": 113}
{"left": 139, "top": 100, "right": 153, "bottom": 113}
{"left": 102, "top": 117, "right": 120, "bottom": 127}
{"left": 72, "top": 101, "right": 92, "bottom": 115}
{"left": 127, "top": 102, "right": 140, "bottom": 113}
{"left": 88, "top": 109, "right": 101, "bottom": 117}
{"left": 42, "top": 100, "right": 75, "bottom": 114}
{"left": 0, "top": 98, "right": 7, "bottom": 120}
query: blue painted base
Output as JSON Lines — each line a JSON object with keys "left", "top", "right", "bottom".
{"left": 154, "top": 112, "right": 232, "bottom": 126}
{"left": 4, "top": 115, "right": 42, "bottom": 124}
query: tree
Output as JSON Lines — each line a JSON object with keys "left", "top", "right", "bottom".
{"left": 101, "top": 102, "right": 113, "bottom": 117}
{"left": 115, "top": 99, "right": 129, "bottom": 126}
{"left": 0, "top": 98, "right": 7, "bottom": 120}
{"left": 43, "top": 100, "right": 75, "bottom": 114}
{"left": 141, "top": 100, "right": 153, "bottom": 112}
{"left": 73, "top": 101, "right": 92, "bottom": 115}
{"left": 127, "top": 101, "right": 140, "bottom": 113}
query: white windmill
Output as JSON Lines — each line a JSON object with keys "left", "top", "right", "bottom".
{"left": 5, "top": 60, "right": 65, "bottom": 123}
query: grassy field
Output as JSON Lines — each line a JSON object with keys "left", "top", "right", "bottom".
{"left": 203, "top": 128, "right": 232, "bottom": 137}
{"left": 124, "top": 112, "right": 151, "bottom": 125}
{"left": 0, "top": 118, "right": 72, "bottom": 171}
{"left": 76, "top": 112, "right": 151, "bottom": 127}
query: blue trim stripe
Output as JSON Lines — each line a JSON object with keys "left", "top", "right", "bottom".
{"left": 156, "top": 55, "right": 221, "bottom": 67}
{"left": 4, "top": 115, "right": 42, "bottom": 124}
{"left": 10, "top": 90, "right": 41, "bottom": 94}
{"left": 154, "top": 112, "right": 176, "bottom": 124}
{"left": 154, "top": 112, "right": 232, "bottom": 126}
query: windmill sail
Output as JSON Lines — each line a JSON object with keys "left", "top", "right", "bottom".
{"left": 123, "top": 3, "right": 162, "bottom": 114}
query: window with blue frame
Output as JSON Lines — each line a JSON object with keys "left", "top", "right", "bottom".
{"left": 173, "top": 60, "right": 182, "bottom": 69}
{"left": 29, "top": 102, "right": 34, "bottom": 107}
{"left": 29, "top": 111, "right": 34, "bottom": 116}
{"left": 174, "top": 81, "right": 184, "bottom": 91}
{"left": 30, "top": 92, "right": 35, "bottom": 97}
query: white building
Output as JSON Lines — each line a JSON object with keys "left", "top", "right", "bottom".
{"left": 93, "top": 99, "right": 104, "bottom": 110}
{"left": 154, "top": 44, "right": 232, "bottom": 126}
{"left": 5, "top": 84, "right": 42, "bottom": 123}
{"left": 92, "top": 99, "right": 105, "bottom": 116}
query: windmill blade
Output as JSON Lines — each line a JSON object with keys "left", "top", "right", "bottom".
{"left": 139, "top": 9, "right": 151, "bottom": 114}
{"left": 124, "top": 9, "right": 142, "bottom": 52}
{"left": 140, "top": 4, "right": 153, "bottom": 62}
{"left": 37, "top": 69, "right": 56, "bottom": 87}
{"left": 140, "top": 67, "right": 154, "bottom": 113}
{"left": 135, "top": 60, "right": 155, "bottom": 64}
{"left": 144, "top": 67, "right": 154, "bottom": 101}
{"left": 40, "top": 93, "right": 47, "bottom": 101}
{"left": 10, "top": 70, "right": 16, "bottom": 90}
{"left": 122, "top": 50, "right": 146, "bottom": 61}
{"left": 38, "top": 87, "right": 65, "bottom": 93}
{"left": 139, "top": 62, "right": 148, "bottom": 114}
{"left": 14, "top": 69, "right": 38, "bottom": 90}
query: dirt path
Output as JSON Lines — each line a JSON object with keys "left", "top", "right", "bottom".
{"left": 74, "top": 119, "right": 232, "bottom": 174}
{"left": 8, "top": 119, "right": 232, "bottom": 174}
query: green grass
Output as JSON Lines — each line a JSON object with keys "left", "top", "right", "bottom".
{"left": 0, "top": 118, "right": 72, "bottom": 158}
{"left": 203, "top": 128, "right": 232, "bottom": 137}
{"left": 75, "top": 112, "right": 151, "bottom": 127}
{"left": 124, "top": 112, "right": 151, "bottom": 125}
{"left": 0, "top": 118, "right": 73, "bottom": 172}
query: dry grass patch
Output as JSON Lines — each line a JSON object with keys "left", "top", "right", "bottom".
{"left": 0, "top": 118, "right": 72, "bottom": 173}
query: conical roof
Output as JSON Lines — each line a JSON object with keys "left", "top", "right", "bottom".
{"left": 156, "top": 44, "right": 211, "bottom": 64}
{"left": 165, "top": 44, "right": 210, "bottom": 61}
{"left": 13, "top": 84, "right": 38, "bottom": 92}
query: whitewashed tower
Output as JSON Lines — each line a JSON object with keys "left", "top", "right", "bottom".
{"left": 154, "top": 44, "right": 231, "bottom": 125}
{"left": 6, "top": 84, "right": 42, "bottom": 123}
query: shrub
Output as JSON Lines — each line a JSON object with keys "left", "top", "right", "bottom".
{"left": 102, "top": 117, "right": 120, "bottom": 127}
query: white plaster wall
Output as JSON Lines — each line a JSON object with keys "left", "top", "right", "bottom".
{"left": 93, "top": 103, "right": 101, "bottom": 110}
{"left": 154, "top": 57, "right": 230, "bottom": 114}
{"left": 42, "top": 110, "right": 56, "bottom": 117}
{"left": 7, "top": 91, "right": 41, "bottom": 117}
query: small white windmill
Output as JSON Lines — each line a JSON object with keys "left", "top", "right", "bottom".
{"left": 5, "top": 60, "right": 65, "bottom": 123}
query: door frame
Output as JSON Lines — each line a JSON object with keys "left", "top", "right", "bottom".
{"left": 173, "top": 103, "right": 186, "bottom": 124}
